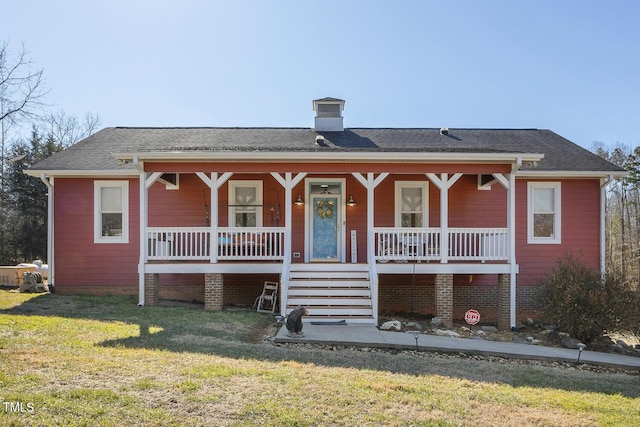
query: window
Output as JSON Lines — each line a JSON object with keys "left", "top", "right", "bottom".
{"left": 528, "top": 182, "right": 561, "bottom": 244}
{"left": 228, "top": 180, "right": 263, "bottom": 227}
{"left": 94, "top": 181, "right": 129, "bottom": 243}
{"left": 395, "top": 181, "right": 428, "bottom": 227}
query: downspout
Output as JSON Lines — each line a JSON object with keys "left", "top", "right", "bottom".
{"left": 600, "top": 175, "right": 614, "bottom": 279}
{"left": 133, "top": 157, "right": 146, "bottom": 306}
{"left": 509, "top": 157, "right": 522, "bottom": 329}
{"left": 40, "top": 173, "right": 54, "bottom": 291}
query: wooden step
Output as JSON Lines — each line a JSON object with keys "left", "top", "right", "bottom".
{"left": 288, "top": 279, "right": 370, "bottom": 288}
{"left": 288, "top": 306, "right": 374, "bottom": 316}
{"left": 288, "top": 297, "right": 372, "bottom": 306}
{"left": 289, "top": 271, "right": 369, "bottom": 280}
{"left": 288, "top": 287, "right": 370, "bottom": 297}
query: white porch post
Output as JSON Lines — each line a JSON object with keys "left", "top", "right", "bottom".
{"left": 138, "top": 170, "right": 162, "bottom": 306}
{"left": 196, "top": 172, "right": 232, "bottom": 263}
{"left": 352, "top": 172, "right": 388, "bottom": 261}
{"left": 491, "top": 172, "right": 517, "bottom": 329}
{"left": 352, "top": 172, "right": 388, "bottom": 325}
{"left": 426, "top": 173, "right": 462, "bottom": 264}
{"left": 271, "top": 172, "right": 307, "bottom": 315}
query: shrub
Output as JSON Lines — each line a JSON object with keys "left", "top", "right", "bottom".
{"left": 540, "top": 254, "right": 637, "bottom": 343}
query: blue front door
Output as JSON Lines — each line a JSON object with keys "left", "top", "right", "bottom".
{"left": 311, "top": 195, "right": 340, "bottom": 261}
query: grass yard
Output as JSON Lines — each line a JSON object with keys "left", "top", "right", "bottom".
{"left": 0, "top": 291, "right": 638, "bottom": 426}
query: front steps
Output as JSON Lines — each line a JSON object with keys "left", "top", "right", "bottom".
{"left": 286, "top": 264, "right": 374, "bottom": 323}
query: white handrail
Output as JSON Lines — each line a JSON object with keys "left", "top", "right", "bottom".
{"left": 147, "top": 227, "right": 286, "bottom": 261}
{"left": 367, "top": 229, "right": 379, "bottom": 324}
{"left": 373, "top": 227, "right": 508, "bottom": 262}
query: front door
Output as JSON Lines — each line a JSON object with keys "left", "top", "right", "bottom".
{"left": 310, "top": 194, "right": 341, "bottom": 261}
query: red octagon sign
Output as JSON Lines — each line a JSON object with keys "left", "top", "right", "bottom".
{"left": 465, "top": 309, "right": 480, "bottom": 325}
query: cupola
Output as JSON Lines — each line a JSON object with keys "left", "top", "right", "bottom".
{"left": 312, "top": 97, "right": 345, "bottom": 132}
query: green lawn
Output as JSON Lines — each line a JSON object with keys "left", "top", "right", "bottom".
{"left": 0, "top": 291, "right": 638, "bottom": 426}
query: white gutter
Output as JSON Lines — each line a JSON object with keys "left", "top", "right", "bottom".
{"left": 24, "top": 170, "right": 138, "bottom": 178}
{"left": 112, "top": 151, "right": 545, "bottom": 164}
{"left": 517, "top": 170, "right": 627, "bottom": 179}
{"left": 509, "top": 158, "right": 522, "bottom": 329}
{"left": 39, "top": 173, "right": 54, "bottom": 290}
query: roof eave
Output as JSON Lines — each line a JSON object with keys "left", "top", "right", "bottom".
{"left": 517, "top": 170, "right": 628, "bottom": 179}
{"left": 112, "top": 151, "right": 545, "bottom": 164}
{"left": 24, "top": 169, "right": 138, "bottom": 178}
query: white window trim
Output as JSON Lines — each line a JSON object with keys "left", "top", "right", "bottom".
{"left": 228, "top": 180, "right": 263, "bottom": 227}
{"left": 394, "top": 181, "right": 429, "bottom": 228}
{"left": 527, "top": 182, "right": 561, "bottom": 244}
{"left": 94, "top": 180, "right": 129, "bottom": 244}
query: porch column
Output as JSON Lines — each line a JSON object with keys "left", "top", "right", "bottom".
{"left": 426, "top": 173, "right": 462, "bottom": 264}
{"left": 144, "top": 273, "right": 160, "bottom": 305}
{"left": 352, "top": 172, "right": 388, "bottom": 326}
{"left": 492, "top": 171, "right": 517, "bottom": 328}
{"left": 497, "top": 273, "right": 511, "bottom": 330}
{"left": 271, "top": 172, "right": 307, "bottom": 316}
{"left": 351, "top": 172, "right": 389, "bottom": 260}
{"left": 435, "top": 273, "right": 453, "bottom": 327}
{"left": 196, "top": 172, "right": 232, "bottom": 263}
{"left": 137, "top": 169, "right": 162, "bottom": 306}
{"left": 205, "top": 273, "right": 224, "bottom": 310}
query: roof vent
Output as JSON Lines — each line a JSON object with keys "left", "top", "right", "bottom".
{"left": 315, "top": 135, "right": 325, "bottom": 145}
{"left": 440, "top": 127, "right": 449, "bottom": 136}
{"left": 312, "top": 97, "right": 345, "bottom": 132}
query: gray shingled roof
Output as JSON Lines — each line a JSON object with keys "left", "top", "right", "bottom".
{"left": 28, "top": 127, "right": 624, "bottom": 173}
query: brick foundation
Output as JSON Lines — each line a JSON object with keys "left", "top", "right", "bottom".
{"left": 204, "top": 273, "right": 224, "bottom": 311}
{"left": 497, "top": 274, "right": 511, "bottom": 330}
{"left": 144, "top": 273, "right": 160, "bottom": 306}
{"left": 435, "top": 274, "right": 453, "bottom": 327}
{"left": 378, "top": 274, "right": 435, "bottom": 316}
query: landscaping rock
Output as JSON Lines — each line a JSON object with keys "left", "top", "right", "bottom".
{"left": 481, "top": 326, "right": 498, "bottom": 333}
{"left": 435, "top": 329, "right": 461, "bottom": 338}
{"left": 616, "top": 339, "right": 630, "bottom": 349}
{"left": 561, "top": 337, "right": 582, "bottom": 349}
{"left": 430, "top": 316, "right": 444, "bottom": 327}
{"left": 380, "top": 320, "right": 402, "bottom": 331}
{"left": 511, "top": 336, "right": 527, "bottom": 344}
{"left": 406, "top": 321, "right": 422, "bottom": 331}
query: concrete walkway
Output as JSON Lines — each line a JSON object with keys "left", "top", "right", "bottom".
{"left": 274, "top": 323, "right": 640, "bottom": 369}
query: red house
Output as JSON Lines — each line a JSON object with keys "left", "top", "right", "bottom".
{"left": 26, "top": 98, "right": 625, "bottom": 329}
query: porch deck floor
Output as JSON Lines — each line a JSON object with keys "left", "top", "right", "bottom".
{"left": 274, "top": 323, "right": 640, "bottom": 369}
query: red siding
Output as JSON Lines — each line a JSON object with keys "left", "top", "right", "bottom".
{"left": 515, "top": 179, "right": 601, "bottom": 285}
{"left": 54, "top": 178, "right": 139, "bottom": 291}
{"left": 51, "top": 172, "right": 603, "bottom": 305}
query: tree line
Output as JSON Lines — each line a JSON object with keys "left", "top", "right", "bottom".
{"left": 594, "top": 142, "right": 640, "bottom": 289}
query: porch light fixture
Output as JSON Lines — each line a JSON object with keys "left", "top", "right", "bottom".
{"left": 294, "top": 194, "right": 304, "bottom": 206}
{"left": 347, "top": 195, "right": 357, "bottom": 206}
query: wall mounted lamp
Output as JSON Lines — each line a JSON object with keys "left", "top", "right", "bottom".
{"left": 294, "top": 194, "right": 304, "bottom": 206}
{"left": 347, "top": 195, "right": 357, "bottom": 206}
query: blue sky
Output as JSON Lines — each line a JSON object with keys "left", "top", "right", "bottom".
{"left": 4, "top": 0, "right": 640, "bottom": 149}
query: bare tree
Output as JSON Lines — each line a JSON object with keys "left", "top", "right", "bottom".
{"left": 0, "top": 41, "right": 48, "bottom": 124}
{"left": 41, "top": 110, "right": 101, "bottom": 149}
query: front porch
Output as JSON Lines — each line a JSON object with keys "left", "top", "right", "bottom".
{"left": 137, "top": 167, "right": 518, "bottom": 328}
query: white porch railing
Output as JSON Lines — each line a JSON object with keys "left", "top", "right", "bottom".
{"left": 373, "top": 227, "right": 508, "bottom": 263}
{"left": 147, "top": 227, "right": 286, "bottom": 261}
